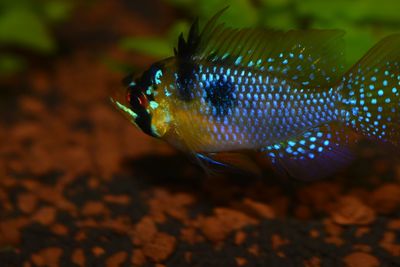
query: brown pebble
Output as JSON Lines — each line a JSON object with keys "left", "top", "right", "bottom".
{"left": 19, "top": 96, "right": 46, "bottom": 115}
{"left": 131, "top": 249, "right": 146, "bottom": 266}
{"left": 325, "top": 236, "right": 344, "bottom": 246}
{"left": 201, "top": 208, "right": 257, "bottom": 243}
{"left": 370, "top": 183, "right": 400, "bottom": 214}
{"left": 242, "top": 198, "right": 275, "bottom": 219}
{"left": 200, "top": 217, "right": 226, "bottom": 243}
{"left": 72, "top": 249, "right": 85, "bottom": 267}
{"left": 354, "top": 227, "right": 370, "bottom": 238}
{"left": 180, "top": 227, "right": 203, "bottom": 245}
{"left": 32, "top": 206, "right": 57, "bottom": 225}
{"left": 304, "top": 256, "right": 321, "bottom": 267}
{"left": 51, "top": 224, "right": 69, "bottom": 236}
{"left": 234, "top": 231, "right": 247, "bottom": 246}
{"left": 105, "top": 251, "right": 128, "bottom": 267}
{"left": 17, "top": 193, "right": 38, "bottom": 214}
{"left": 142, "top": 232, "right": 176, "bottom": 263}
{"left": 31, "top": 247, "right": 62, "bottom": 267}
{"left": 343, "top": 252, "right": 379, "bottom": 267}
{"left": 331, "top": 196, "right": 375, "bottom": 225}
{"left": 88, "top": 178, "right": 100, "bottom": 189}
{"left": 277, "top": 251, "right": 286, "bottom": 258}
{"left": 388, "top": 219, "right": 400, "bottom": 230}
{"left": 380, "top": 231, "right": 400, "bottom": 256}
{"left": 134, "top": 216, "right": 157, "bottom": 245}
{"left": 75, "top": 230, "right": 87, "bottom": 241}
{"left": 309, "top": 229, "right": 319, "bottom": 239}
{"left": 271, "top": 234, "right": 289, "bottom": 250}
{"left": 92, "top": 246, "right": 105, "bottom": 257}
{"left": 353, "top": 244, "right": 372, "bottom": 253}
{"left": 247, "top": 244, "right": 260, "bottom": 256}
{"left": 82, "top": 201, "right": 107, "bottom": 216}
{"left": 104, "top": 194, "right": 131, "bottom": 205}
{"left": 235, "top": 257, "right": 247, "bottom": 266}
{"left": 0, "top": 218, "right": 28, "bottom": 246}
{"left": 31, "top": 253, "right": 45, "bottom": 266}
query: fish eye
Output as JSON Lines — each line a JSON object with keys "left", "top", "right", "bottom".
{"left": 127, "top": 91, "right": 148, "bottom": 110}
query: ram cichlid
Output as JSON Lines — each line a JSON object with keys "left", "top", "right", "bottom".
{"left": 112, "top": 9, "right": 400, "bottom": 180}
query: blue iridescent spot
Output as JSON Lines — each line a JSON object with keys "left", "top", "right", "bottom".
{"left": 235, "top": 56, "right": 243, "bottom": 65}
{"left": 378, "top": 89, "right": 384, "bottom": 96}
{"left": 383, "top": 80, "right": 388, "bottom": 86}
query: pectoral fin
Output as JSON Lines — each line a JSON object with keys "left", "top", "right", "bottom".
{"left": 196, "top": 151, "right": 263, "bottom": 177}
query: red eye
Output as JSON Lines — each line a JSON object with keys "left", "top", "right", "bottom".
{"left": 138, "top": 93, "right": 148, "bottom": 107}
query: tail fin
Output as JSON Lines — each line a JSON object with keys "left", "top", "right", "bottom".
{"left": 340, "top": 34, "right": 400, "bottom": 145}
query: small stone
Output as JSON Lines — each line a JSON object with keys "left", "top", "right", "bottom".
{"left": 82, "top": 201, "right": 107, "bottom": 216}
{"left": 72, "top": 249, "right": 85, "bottom": 267}
{"left": 343, "top": 252, "right": 379, "bottom": 267}
{"left": 134, "top": 216, "right": 157, "bottom": 245}
{"left": 32, "top": 206, "right": 56, "bottom": 225}
{"left": 104, "top": 194, "right": 131, "bottom": 205}
{"left": 142, "top": 232, "right": 176, "bottom": 263}
{"left": 17, "top": 193, "right": 38, "bottom": 214}
{"left": 370, "top": 183, "right": 400, "bottom": 214}
{"left": 92, "top": 246, "right": 105, "bottom": 257}
{"left": 51, "top": 224, "right": 69, "bottom": 236}
{"left": 331, "top": 196, "right": 375, "bottom": 225}
{"left": 234, "top": 231, "right": 247, "bottom": 246}
{"left": 235, "top": 257, "right": 247, "bottom": 266}
{"left": 105, "top": 251, "right": 128, "bottom": 267}
{"left": 242, "top": 198, "right": 275, "bottom": 219}
{"left": 131, "top": 249, "right": 146, "bottom": 266}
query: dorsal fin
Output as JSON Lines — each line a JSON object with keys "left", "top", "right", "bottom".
{"left": 176, "top": 9, "right": 346, "bottom": 87}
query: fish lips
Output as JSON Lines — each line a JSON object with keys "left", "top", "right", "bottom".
{"left": 110, "top": 89, "right": 157, "bottom": 138}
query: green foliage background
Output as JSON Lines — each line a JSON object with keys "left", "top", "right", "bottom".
{"left": 0, "top": 0, "right": 73, "bottom": 76}
{"left": 0, "top": 0, "right": 398, "bottom": 76}
{"left": 122, "top": 0, "right": 400, "bottom": 68}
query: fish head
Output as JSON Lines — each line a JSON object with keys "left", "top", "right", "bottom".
{"left": 111, "top": 60, "right": 174, "bottom": 138}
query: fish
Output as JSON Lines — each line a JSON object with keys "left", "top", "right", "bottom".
{"left": 112, "top": 9, "right": 400, "bottom": 181}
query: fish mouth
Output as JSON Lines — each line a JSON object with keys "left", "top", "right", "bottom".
{"left": 110, "top": 87, "right": 138, "bottom": 123}
{"left": 110, "top": 88, "right": 157, "bottom": 137}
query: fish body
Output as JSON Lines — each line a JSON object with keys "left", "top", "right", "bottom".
{"left": 113, "top": 10, "right": 400, "bottom": 180}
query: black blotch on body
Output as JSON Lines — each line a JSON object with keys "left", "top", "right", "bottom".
{"left": 204, "top": 79, "right": 236, "bottom": 116}
{"left": 174, "top": 19, "right": 201, "bottom": 102}
{"left": 176, "top": 61, "right": 197, "bottom": 101}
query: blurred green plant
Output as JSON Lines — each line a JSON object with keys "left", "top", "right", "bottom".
{"left": 0, "top": 0, "right": 73, "bottom": 76}
{"left": 120, "top": 0, "right": 400, "bottom": 67}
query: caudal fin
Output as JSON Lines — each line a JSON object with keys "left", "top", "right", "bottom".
{"left": 340, "top": 34, "right": 400, "bottom": 145}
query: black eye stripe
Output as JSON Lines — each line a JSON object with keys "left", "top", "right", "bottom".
{"left": 122, "top": 73, "right": 135, "bottom": 87}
